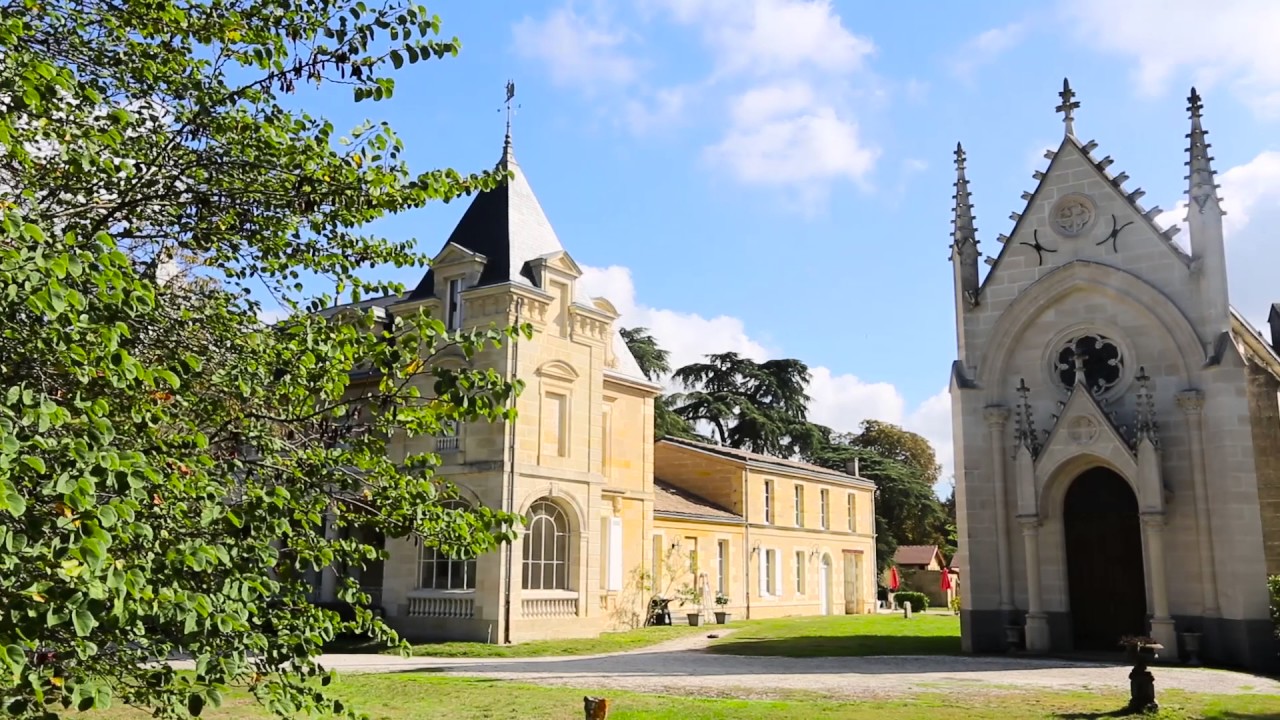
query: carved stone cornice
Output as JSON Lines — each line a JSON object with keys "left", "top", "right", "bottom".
{"left": 1175, "top": 389, "right": 1205, "bottom": 415}
{"left": 984, "top": 405, "right": 1011, "bottom": 428}
{"left": 1017, "top": 515, "right": 1041, "bottom": 531}
{"left": 1140, "top": 512, "right": 1167, "bottom": 529}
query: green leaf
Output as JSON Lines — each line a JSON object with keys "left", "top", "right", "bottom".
{"left": 21, "top": 456, "right": 45, "bottom": 473}
{"left": 389, "top": 50, "right": 403, "bottom": 69}
{"left": 72, "top": 609, "right": 96, "bottom": 637}
{"left": 187, "top": 693, "right": 204, "bottom": 717}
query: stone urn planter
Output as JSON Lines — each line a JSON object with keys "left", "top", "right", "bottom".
{"left": 1003, "top": 624, "right": 1022, "bottom": 652}
{"left": 687, "top": 613, "right": 702, "bottom": 627}
{"left": 1180, "top": 632, "right": 1202, "bottom": 666}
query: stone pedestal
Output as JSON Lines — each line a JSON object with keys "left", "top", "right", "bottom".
{"left": 1025, "top": 612, "right": 1052, "bottom": 653}
{"left": 1149, "top": 618, "right": 1178, "bottom": 662}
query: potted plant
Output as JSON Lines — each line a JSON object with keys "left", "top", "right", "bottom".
{"left": 1119, "top": 635, "right": 1162, "bottom": 713}
{"left": 713, "top": 592, "right": 731, "bottom": 624}
{"left": 676, "top": 584, "right": 703, "bottom": 626}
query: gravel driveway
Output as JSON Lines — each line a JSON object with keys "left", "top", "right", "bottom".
{"left": 305, "top": 631, "right": 1280, "bottom": 700}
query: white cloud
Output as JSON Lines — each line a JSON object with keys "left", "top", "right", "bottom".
{"left": 706, "top": 100, "right": 879, "bottom": 188}
{"left": 656, "top": 0, "right": 881, "bottom": 194}
{"left": 622, "top": 85, "right": 694, "bottom": 135}
{"left": 1154, "top": 151, "right": 1280, "bottom": 327}
{"left": 578, "top": 264, "right": 956, "bottom": 490}
{"left": 1063, "top": 0, "right": 1280, "bottom": 115}
{"left": 952, "top": 22, "right": 1026, "bottom": 81}
{"left": 664, "top": 0, "right": 875, "bottom": 78}
{"left": 512, "top": 7, "right": 638, "bottom": 90}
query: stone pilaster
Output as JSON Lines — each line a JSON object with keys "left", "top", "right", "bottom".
{"left": 984, "top": 406, "right": 1014, "bottom": 611}
{"left": 1177, "top": 389, "right": 1220, "bottom": 616}
{"left": 1019, "top": 516, "right": 1051, "bottom": 652}
{"left": 1141, "top": 513, "right": 1178, "bottom": 658}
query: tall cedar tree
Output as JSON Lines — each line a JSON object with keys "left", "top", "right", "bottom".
{"left": 672, "top": 352, "right": 816, "bottom": 456}
{"left": 618, "top": 327, "right": 698, "bottom": 440}
{"left": 0, "top": 2, "right": 529, "bottom": 718}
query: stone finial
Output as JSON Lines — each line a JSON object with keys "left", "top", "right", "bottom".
{"left": 1056, "top": 78, "right": 1080, "bottom": 137}
{"left": 1013, "top": 379, "right": 1041, "bottom": 456}
{"left": 952, "top": 142, "right": 977, "bottom": 246}
{"left": 1134, "top": 366, "right": 1160, "bottom": 448}
{"left": 1186, "top": 87, "right": 1224, "bottom": 215}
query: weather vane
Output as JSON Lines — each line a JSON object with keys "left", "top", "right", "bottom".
{"left": 501, "top": 79, "right": 520, "bottom": 141}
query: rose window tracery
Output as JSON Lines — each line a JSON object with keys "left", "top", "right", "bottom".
{"left": 1055, "top": 334, "right": 1123, "bottom": 395}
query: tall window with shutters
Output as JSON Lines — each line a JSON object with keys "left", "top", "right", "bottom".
{"left": 763, "top": 480, "right": 774, "bottom": 524}
{"left": 847, "top": 493, "right": 857, "bottom": 532}
{"left": 794, "top": 551, "right": 806, "bottom": 595}
{"left": 717, "top": 540, "right": 729, "bottom": 596}
{"left": 445, "top": 277, "right": 463, "bottom": 331}
{"left": 794, "top": 484, "right": 805, "bottom": 527}
{"left": 820, "top": 489, "right": 830, "bottom": 530}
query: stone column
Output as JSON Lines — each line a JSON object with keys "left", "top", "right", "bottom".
{"left": 1019, "top": 516, "right": 1051, "bottom": 652}
{"left": 1141, "top": 513, "right": 1178, "bottom": 656}
{"left": 984, "top": 406, "right": 1014, "bottom": 611}
{"left": 319, "top": 511, "right": 339, "bottom": 603}
{"left": 1177, "top": 390, "right": 1220, "bottom": 616}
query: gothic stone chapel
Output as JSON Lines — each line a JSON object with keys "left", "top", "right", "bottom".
{"left": 949, "top": 80, "right": 1280, "bottom": 671}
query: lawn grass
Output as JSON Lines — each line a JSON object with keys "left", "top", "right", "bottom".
{"left": 707, "top": 612, "right": 962, "bottom": 657}
{"left": 71, "top": 675, "right": 1280, "bottom": 719}
{"left": 397, "top": 623, "right": 710, "bottom": 658}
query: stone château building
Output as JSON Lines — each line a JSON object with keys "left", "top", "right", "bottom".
{"left": 319, "top": 134, "right": 878, "bottom": 643}
{"left": 949, "top": 80, "right": 1280, "bottom": 670}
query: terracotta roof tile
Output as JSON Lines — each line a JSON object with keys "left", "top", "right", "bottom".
{"left": 894, "top": 545, "right": 940, "bottom": 567}
{"left": 653, "top": 480, "right": 741, "bottom": 522}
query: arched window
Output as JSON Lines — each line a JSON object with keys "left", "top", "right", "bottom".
{"left": 418, "top": 500, "right": 477, "bottom": 591}
{"left": 523, "top": 499, "right": 570, "bottom": 590}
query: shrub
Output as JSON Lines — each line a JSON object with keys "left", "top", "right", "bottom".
{"left": 949, "top": 595, "right": 961, "bottom": 614}
{"left": 1269, "top": 575, "right": 1280, "bottom": 636}
{"left": 895, "top": 591, "right": 929, "bottom": 613}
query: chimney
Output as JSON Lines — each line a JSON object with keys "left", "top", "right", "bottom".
{"left": 844, "top": 457, "right": 861, "bottom": 477}
{"left": 1269, "top": 304, "right": 1280, "bottom": 354}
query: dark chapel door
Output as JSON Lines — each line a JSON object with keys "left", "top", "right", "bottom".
{"left": 1063, "top": 467, "right": 1147, "bottom": 651}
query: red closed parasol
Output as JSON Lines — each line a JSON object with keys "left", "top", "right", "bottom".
{"left": 889, "top": 566, "right": 900, "bottom": 591}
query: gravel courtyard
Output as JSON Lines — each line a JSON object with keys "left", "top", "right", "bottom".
{"left": 304, "top": 631, "right": 1280, "bottom": 700}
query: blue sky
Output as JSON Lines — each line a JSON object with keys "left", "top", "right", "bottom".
{"left": 300, "top": 0, "right": 1280, "bottom": 487}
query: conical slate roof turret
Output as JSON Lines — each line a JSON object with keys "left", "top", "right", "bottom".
{"left": 411, "top": 136, "right": 565, "bottom": 298}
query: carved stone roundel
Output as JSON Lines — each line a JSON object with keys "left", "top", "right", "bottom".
{"left": 1051, "top": 194, "right": 1096, "bottom": 237}
{"left": 1066, "top": 416, "right": 1099, "bottom": 446}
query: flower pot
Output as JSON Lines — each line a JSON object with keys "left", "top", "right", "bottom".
{"left": 687, "top": 613, "right": 701, "bottom": 627}
{"left": 1003, "top": 625, "right": 1022, "bottom": 652}
{"left": 714, "top": 611, "right": 730, "bottom": 624}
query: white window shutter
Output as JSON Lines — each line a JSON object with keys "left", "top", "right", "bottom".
{"left": 607, "top": 517, "right": 623, "bottom": 591}
{"left": 758, "top": 551, "right": 767, "bottom": 596}
{"left": 773, "top": 550, "right": 783, "bottom": 597}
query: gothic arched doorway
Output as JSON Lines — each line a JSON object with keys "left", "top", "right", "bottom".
{"left": 1063, "top": 467, "right": 1146, "bottom": 651}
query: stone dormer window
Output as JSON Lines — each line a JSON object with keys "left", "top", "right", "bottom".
{"left": 445, "top": 277, "right": 463, "bottom": 331}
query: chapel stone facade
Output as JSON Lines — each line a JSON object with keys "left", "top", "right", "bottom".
{"left": 949, "top": 80, "right": 1280, "bottom": 671}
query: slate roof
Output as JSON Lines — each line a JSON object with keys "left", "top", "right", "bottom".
{"left": 410, "top": 141, "right": 564, "bottom": 299}
{"left": 894, "top": 545, "right": 942, "bottom": 567}
{"left": 653, "top": 480, "right": 741, "bottom": 522}
{"left": 657, "top": 437, "right": 871, "bottom": 486}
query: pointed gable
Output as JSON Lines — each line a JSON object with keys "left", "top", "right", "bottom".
{"left": 410, "top": 142, "right": 564, "bottom": 298}
{"left": 1035, "top": 383, "right": 1138, "bottom": 482}
{"left": 978, "top": 135, "right": 1191, "bottom": 300}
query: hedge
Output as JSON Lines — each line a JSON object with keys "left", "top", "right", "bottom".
{"left": 895, "top": 591, "right": 929, "bottom": 613}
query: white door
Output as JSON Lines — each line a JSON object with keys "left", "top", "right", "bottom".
{"left": 819, "top": 555, "right": 832, "bottom": 615}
